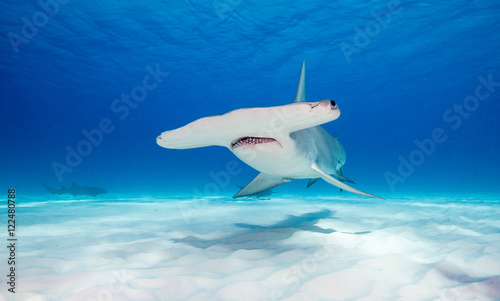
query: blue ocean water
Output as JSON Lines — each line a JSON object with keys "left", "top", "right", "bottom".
{"left": 1, "top": 0, "right": 500, "bottom": 199}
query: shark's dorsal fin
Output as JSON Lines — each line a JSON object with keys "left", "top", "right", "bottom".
{"left": 307, "top": 178, "right": 320, "bottom": 188}
{"left": 233, "top": 173, "right": 291, "bottom": 198}
{"left": 311, "top": 163, "right": 383, "bottom": 199}
{"left": 294, "top": 60, "right": 306, "bottom": 102}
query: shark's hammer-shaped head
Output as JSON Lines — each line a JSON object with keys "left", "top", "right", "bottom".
{"left": 230, "top": 99, "right": 338, "bottom": 152}
{"left": 156, "top": 99, "right": 339, "bottom": 151}
{"left": 229, "top": 99, "right": 339, "bottom": 172}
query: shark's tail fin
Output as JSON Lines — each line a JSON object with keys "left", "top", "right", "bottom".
{"left": 42, "top": 183, "right": 58, "bottom": 194}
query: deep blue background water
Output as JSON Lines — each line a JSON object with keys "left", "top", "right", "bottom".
{"left": 1, "top": 0, "right": 499, "bottom": 198}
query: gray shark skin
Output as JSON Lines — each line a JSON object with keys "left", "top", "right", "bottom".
{"left": 236, "top": 185, "right": 275, "bottom": 199}
{"left": 42, "top": 183, "right": 107, "bottom": 197}
{"left": 157, "top": 61, "right": 382, "bottom": 199}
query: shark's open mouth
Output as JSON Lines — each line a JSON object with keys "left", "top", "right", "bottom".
{"left": 231, "top": 137, "right": 277, "bottom": 149}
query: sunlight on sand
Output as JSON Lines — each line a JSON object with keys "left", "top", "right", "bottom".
{"left": 3, "top": 196, "right": 499, "bottom": 301}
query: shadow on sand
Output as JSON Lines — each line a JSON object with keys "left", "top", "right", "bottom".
{"left": 172, "top": 209, "right": 370, "bottom": 250}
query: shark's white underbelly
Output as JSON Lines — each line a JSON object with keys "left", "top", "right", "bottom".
{"left": 230, "top": 133, "right": 326, "bottom": 179}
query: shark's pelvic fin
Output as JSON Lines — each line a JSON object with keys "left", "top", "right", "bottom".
{"left": 308, "top": 173, "right": 353, "bottom": 189}
{"left": 337, "top": 167, "right": 355, "bottom": 184}
{"left": 311, "top": 163, "right": 383, "bottom": 199}
{"left": 307, "top": 178, "right": 320, "bottom": 188}
{"left": 234, "top": 173, "right": 291, "bottom": 198}
{"left": 294, "top": 60, "right": 306, "bottom": 102}
{"left": 334, "top": 173, "right": 355, "bottom": 184}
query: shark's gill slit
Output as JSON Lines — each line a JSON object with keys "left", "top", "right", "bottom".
{"left": 231, "top": 137, "right": 277, "bottom": 149}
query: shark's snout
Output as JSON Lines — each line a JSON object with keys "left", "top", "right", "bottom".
{"left": 156, "top": 135, "right": 165, "bottom": 147}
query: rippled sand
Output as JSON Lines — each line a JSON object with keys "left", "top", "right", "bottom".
{"left": 3, "top": 196, "right": 500, "bottom": 301}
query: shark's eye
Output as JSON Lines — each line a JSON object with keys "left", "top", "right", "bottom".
{"left": 330, "top": 100, "right": 337, "bottom": 109}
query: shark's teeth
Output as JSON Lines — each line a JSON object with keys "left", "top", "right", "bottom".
{"left": 231, "top": 137, "right": 277, "bottom": 149}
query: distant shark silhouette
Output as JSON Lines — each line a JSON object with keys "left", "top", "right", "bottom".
{"left": 42, "top": 183, "right": 107, "bottom": 197}
{"left": 157, "top": 61, "right": 382, "bottom": 199}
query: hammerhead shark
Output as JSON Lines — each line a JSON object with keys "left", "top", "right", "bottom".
{"left": 42, "top": 182, "right": 107, "bottom": 197}
{"left": 157, "top": 61, "right": 381, "bottom": 199}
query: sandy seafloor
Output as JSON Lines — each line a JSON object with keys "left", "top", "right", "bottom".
{"left": 2, "top": 195, "right": 500, "bottom": 301}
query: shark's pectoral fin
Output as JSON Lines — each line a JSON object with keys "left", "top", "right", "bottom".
{"left": 234, "top": 173, "right": 292, "bottom": 198}
{"left": 311, "top": 163, "right": 384, "bottom": 199}
{"left": 307, "top": 178, "right": 320, "bottom": 188}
